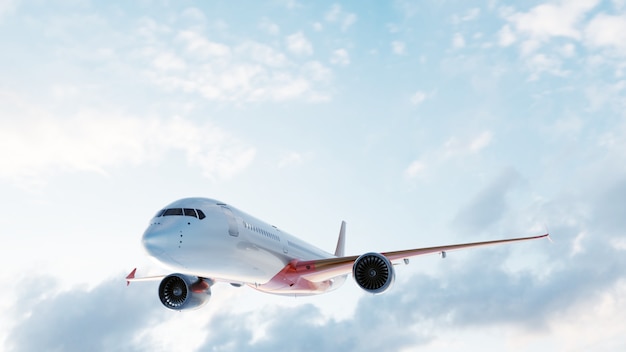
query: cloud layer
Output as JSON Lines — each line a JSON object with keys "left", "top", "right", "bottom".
{"left": 0, "top": 106, "right": 256, "bottom": 185}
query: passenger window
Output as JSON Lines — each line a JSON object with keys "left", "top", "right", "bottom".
{"left": 163, "top": 208, "right": 183, "bottom": 216}
{"left": 196, "top": 209, "right": 206, "bottom": 220}
{"left": 184, "top": 208, "right": 197, "bottom": 218}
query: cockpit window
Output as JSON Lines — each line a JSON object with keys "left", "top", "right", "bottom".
{"left": 163, "top": 208, "right": 183, "bottom": 216}
{"left": 156, "top": 207, "right": 206, "bottom": 219}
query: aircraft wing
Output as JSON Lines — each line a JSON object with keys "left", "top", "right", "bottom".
{"left": 294, "top": 233, "right": 549, "bottom": 283}
{"left": 125, "top": 268, "right": 166, "bottom": 286}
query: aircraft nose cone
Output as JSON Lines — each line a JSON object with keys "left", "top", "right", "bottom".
{"left": 141, "top": 222, "right": 187, "bottom": 269}
{"left": 142, "top": 226, "right": 169, "bottom": 258}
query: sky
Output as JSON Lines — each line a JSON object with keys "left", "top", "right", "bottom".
{"left": 1, "top": 0, "right": 626, "bottom": 351}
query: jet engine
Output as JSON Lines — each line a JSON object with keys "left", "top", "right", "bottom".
{"left": 158, "top": 274, "right": 212, "bottom": 310}
{"left": 352, "top": 252, "right": 395, "bottom": 294}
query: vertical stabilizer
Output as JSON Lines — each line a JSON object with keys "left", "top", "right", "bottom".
{"left": 334, "top": 221, "right": 346, "bottom": 257}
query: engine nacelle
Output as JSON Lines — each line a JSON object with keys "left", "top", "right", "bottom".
{"left": 158, "top": 274, "right": 212, "bottom": 311}
{"left": 352, "top": 252, "right": 395, "bottom": 294}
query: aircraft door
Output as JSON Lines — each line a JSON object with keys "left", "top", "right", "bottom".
{"left": 220, "top": 206, "right": 239, "bottom": 237}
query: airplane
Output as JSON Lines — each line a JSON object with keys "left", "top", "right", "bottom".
{"left": 127, "top": 197, "right": 548, "bottom": 310}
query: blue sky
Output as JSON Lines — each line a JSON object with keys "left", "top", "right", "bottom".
{"left": 1, "top": 0, "right": 626, "bottom": 351}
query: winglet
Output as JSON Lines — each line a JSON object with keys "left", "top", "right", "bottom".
{"left": 126, "top": 268, "right": 137, "bottom": 286}
{"left": 544, "top": 224, "right": 554, "bottom": 243}
{"left": 334, "top": 221, "right": 346, "bottom": 257}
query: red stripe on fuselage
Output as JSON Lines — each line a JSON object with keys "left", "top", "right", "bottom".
{"left": 252, "top": 260, "right": 333, "bottom": 295}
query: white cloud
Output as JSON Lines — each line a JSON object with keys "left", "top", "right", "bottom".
{"left": 178, "top": 30, "right": 231, "bottom": 58}
{"left": 443, "top": 130, "right": 493, "bottom": 157}
{"left": 342, "top": 13, "right": 357, "bottom": 31}
{"left": 391, "top": 41, "right": 406, "bottom": 55}
{"left": 330, "top": 49, "right": 350, "bottom": 66}
{"left": 140, "top": 30, "right": 331, "bottom": 102}
{"left": 274, "top": 78, "right": 310, "bottom": 99}
{"left": 404, "top": 160, "right": 426, "bottom": 178}
{"left": 278, "top": 151, "right": 304, "bottom": 168}
{"left": 410, "top": 91, "right": 427, "bottom": 106}
{"left": 463, "top": 8, "right": 481, "bottom": 21}
{"left": 286, "top": 31, "right": 313, "bottom": 56}
{"left": 526, "top": 53, "right": 568, "bottom": 80}
{"left": 387, "top": 23, "right": 400, "bottom": 33}
{"left": 551, "top": 116, "right": 584, "bottom": 137}
{"left": 152, "top": 52, "right": 186, "bottom": 70}
{"left": 546, "top": 280, "right": 626, "bottom": 351}
{"left": 0, "top": 0, "right": 17, "bottom": 21}
{"left": 282, "top": 0, "right": 300, "bottom": 9}
{"left": 5, "top": 277, "right": 169, "bottom": 352}
{"left": 519, "top": 39, "right": 542, "bottom": 56}
{"left": 325, "top": 4, "right": 341, "bottom": 22}
{"left": 303, "top": 61, "right": 332, "bottom": 82}
{"left": 452, "top": 8, "right": 481, "bottom": 24}
{"left": 614, "top": 0, "right": 626, "bottom": 9}
{"left": 324, "top": 4, "right": 357, "bottom": 31}
{"left": 559, "top": 43, "right": 576, "bottom": 57}
{"left": 313, "top": 22, "right": 323, "bottom": 31}
{"left": 507, "top": 0, "right": 599, "bottom": 44}
{"left": 468, "top": 131, "right": 493, "bottom": 152}
{"left": 247, "top": 74, "right": 312, "bottom": 101}
{"left": 571, "top": 231, "right": 587, "bottom": 255}
{"left": 0, "top": 97, "right": 256, "bottom": 185}
{"left": 584, "top": 13, "right": 626, "bottom": 53}
{"left": 236, "top": 41, "right": 287, "bottom": 67}
{"left": 496, "top": 0, "right": 594, "bottom": 82}
{"left": 51, "top": 84, "right": 80, "bottom": 100}
{"left": 584, "top": 80, "right": 626, "bottom": 114}
{"left": 180, "top": 7, "right": 207, "bottom": 24}
{"left": 135, "top": 17, "right": 172, "bottom": 43}
{"left": 498, "top": 25, "right": 516, "bottom": 46}
{"left": 611, "top": 237, "right": 626, "bottom": 250}
{"left": 259, "top": 18, "right": 280, "bottom": 35}
{"left": 452, "top": 33, "right": 466, "bottom": 48}
{"left": 404, "top": 131, "right": 493, "bottom": 180}
{"left": 498, "top": 0, "right": 600, "bottom": 71}
{"left": 453, "top": 167, "right": 522, "bottom": 230}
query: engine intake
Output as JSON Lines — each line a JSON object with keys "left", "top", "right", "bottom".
{"left": 352, "top": 252, "right": 395, "bottom": 294}
{"left": 158, "top": 274, "right": 212, "bottom": 310}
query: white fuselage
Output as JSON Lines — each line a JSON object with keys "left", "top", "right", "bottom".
{"left": 142, "top": 198, "right": 335, "bottom": 287}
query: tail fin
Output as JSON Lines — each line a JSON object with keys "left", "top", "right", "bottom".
{"left": 334, "top": 221, "right": 346, "bottom": 257}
